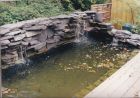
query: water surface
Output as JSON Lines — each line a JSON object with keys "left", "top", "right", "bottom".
{"left": 3, "top": 37, "right": 136, "bottom": 98}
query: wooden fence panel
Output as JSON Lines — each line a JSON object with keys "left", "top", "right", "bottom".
{"left": 111, "top": 0, "right": 135, "bottom": 29}
{"left": 91, "top": 0, "right": 140, "bottom": 29}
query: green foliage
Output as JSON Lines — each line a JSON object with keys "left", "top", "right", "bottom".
{"left": 0, "top": 3, "right": 39, "bottom": 25}
{"left": 95, "top": 0, "right": 109, "bottom": 4}
{"left": 0, "top": 0, "right": 64, "bottom": 25}
{"left": 0, "top": 0, "right": 108, "bottom": 25}
{"left": 61, "top": 0, "right": 74, "bottom": 11}
{"left": 61, "top": 0, "right": 94, "bottom": 11}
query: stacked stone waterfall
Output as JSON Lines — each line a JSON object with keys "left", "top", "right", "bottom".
{"left": 0, "top": 11, "right": 111, "bottom": 69}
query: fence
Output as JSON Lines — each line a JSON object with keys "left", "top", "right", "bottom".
{"left": 111, "top": 0, "right": 136, "bottom": 29}
{"left": 91, "top": 0, "right": 139, "bottom": 29}
{"left": 91, "top": 3, "right": 112, "bottom": 22}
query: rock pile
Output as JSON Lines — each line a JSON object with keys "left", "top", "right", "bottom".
{"left": 111, "top": 29, "right": 140, "bottom": 47}
{"left": 0, "top": 11, "right": 111, "bottom": 69}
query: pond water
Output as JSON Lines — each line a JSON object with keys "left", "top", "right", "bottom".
{"left": 3, "top": 36, "right": 137, "bottom": 98}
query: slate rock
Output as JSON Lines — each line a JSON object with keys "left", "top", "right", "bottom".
{"left": 0, "top": 28, "right": 10, "bottom": 35}
{"left": 21, "top": 41, "right": 29, "bottom": 46}
{"left": 23, "top": 25, "right": 46, "bottom": 31}
{"left": 14, "top": 34, "right": 25, "bottom": 41}
{"left": 127, "top": 39, "right": 139, "bottom": 46}
{"left": 46, "top": 39, "right": 56, "bottom": 44}
{"left": 131, "top": 34, "right": 140, "bottom": 40}
{"left": 1, "top": 46, "right": 8, "bottom": 50}
{"left": 38, "top": 30, "right": 48, "bottom": 42}
{"left": 9, "top": 42, "right": 21, "bottom": 46}
{"left": 54, "top": 35, "right": 61, "bottom": 42}
{"left": 25, "top": 31, "right": 41, "bottom": 37}
{"left": 56, "top": 31, "right": 65, "bottom": 36}
{"left": 34, "top": 42, "right": 46, "bottom": 50}
{"left": 29, "top": 40, "right": 40, "bottom": 45}
{"left": 1, "top": 40, "right": 10, "bottom": 45}
{"left": 6, "top": 30, "right": 25, "bottom": 36}
{"left": 0, "top": 36, "right": 13, "bottom": 41}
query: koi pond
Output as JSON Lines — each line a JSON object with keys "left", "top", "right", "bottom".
{"left": 3, "top": 36, "right": 138, "bottom": 98}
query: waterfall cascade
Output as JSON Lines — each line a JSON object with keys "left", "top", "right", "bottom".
{"left": 0, "top": 11, "right": 111, "bottom": 69}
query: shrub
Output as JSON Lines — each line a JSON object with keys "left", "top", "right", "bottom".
{"left": 0, "top": 0, "right": 109, "bottom": 25}
{"left": 0, "top": 0, "right": 64, "bottom": 25}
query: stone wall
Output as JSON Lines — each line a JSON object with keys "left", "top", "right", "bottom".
{"left": 0, "top": 11, "right": 111, "bottom": 69}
